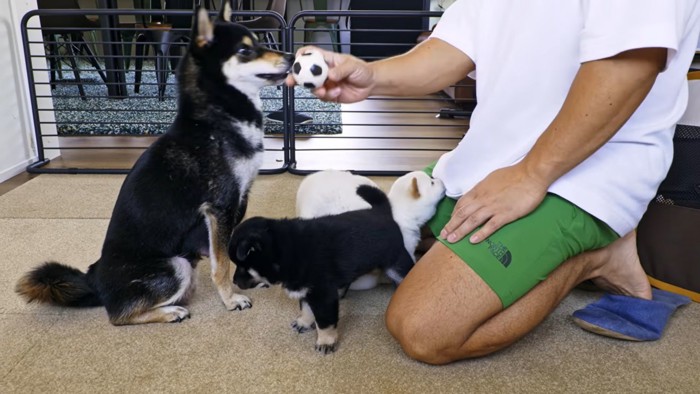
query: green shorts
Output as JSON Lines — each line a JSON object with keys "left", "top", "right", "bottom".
{"left": 423, "top": 163, "right": 619, "bottom": 308}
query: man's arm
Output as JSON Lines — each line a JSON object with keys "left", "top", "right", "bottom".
{"left": 286, "top": 38, "right": 475, "bottom": 103}
{"left": 369, "top": 38, "right": 475, "bottom": 97}
{"left": 520, "top": 47, "right": 668, "bottom": 188}
{"left": 441, "top": 47, "right": 668, "bottom": 244}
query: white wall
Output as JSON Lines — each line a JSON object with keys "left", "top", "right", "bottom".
{"left": 0, "top": 0, "right": 37, "bottom": 182}
{"left": 0, "top": 0, "right": 61, "bottom": 183}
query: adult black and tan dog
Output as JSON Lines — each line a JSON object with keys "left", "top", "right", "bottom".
{"left": 15, "top": 2, "right": 293, "bottom": 325}
{"left": 231, "top": 185, "right": 415, "bottom": 353}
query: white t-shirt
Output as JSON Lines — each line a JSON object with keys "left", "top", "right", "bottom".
{"left": 430, "top": 0, "right": 700, "bottom": 235}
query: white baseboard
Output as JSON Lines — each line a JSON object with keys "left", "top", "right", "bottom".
{"left": 0, "top": 157, "right": 37, "bottom": 184}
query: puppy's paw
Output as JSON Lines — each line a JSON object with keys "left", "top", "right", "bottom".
{"left": 315, "top": 343, "right": 337, "bottom": 354}
{"left": 224, "top": 293, "right": 252, "bottom": 311}
{"left": 291, "top": 320, "right": 316, "bottom": 334}
{"left": 163, "top": 306, "right": 191, "bottom": 323}
{"left": 315, "top": 326, "right": 339, "bottom": 354}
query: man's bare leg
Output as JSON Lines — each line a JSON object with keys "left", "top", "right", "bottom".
{"left": 385, "top": 231, "right": 651, "bottom": 365}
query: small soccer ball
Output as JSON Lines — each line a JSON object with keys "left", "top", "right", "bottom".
{"left": 292, "top": 51, "right": 329, "bottom": 89}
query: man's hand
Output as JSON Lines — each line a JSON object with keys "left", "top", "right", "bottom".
{"left": 440, "top": 164, "right": 549, "bottom": 244}
{"left": 285, "top": 46, "right": 375, "bottom": 104}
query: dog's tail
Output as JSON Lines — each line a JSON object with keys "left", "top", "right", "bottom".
{"left": 15, "top": 262, "right": 102, "bottom": 307}
{"left": 356, "top": 185, "right": 392, "bottom": 215}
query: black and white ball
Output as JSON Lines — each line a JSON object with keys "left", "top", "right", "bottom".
{"left": 292, "top": 51, "right": 329, "bottom": 89}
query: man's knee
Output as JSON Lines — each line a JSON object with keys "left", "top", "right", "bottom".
{"left": 385, "top": 300, "right": 460, "bottom": 365}
{"left": 386, "top": 296, "right": 509, "bottom": 364}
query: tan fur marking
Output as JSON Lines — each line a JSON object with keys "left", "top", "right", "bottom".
{"left": 242, "top": 36, "right": 254, "bottom": 47}
{"left": 15, "top": 275, "right": 58, "bottom": 304}
{"left": 200, "top": 203, "right": 251, "bottom": 311}
{"left": 109, "top": 299, "right": 150, "bottom": 325}
{"left": 410, "top": 177, "right": 421, "bottom": 199}
{"left": 196, "top": 36, "right": 209, "bottom": 48}
{"left": 15, "top": 274, "right": 84, "bottom": 305}
{"left": 200, "top": 205, "right": 233, "bottom": 291}
{"left": 111, "top": 305, "right": 190, "bottom": 325}
{"left": 261, "top": 51, "right": 284, "bottom": 64}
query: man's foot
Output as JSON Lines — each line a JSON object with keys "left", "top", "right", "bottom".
{"left": 588, "top": 231, "right": 652, "bottom": 300}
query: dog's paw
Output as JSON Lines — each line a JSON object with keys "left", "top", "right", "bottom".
{"left": 314, "top": 326, "right": 338, "bottom": 354}
{"left": 315, "top": 343, "right": 337, "bottom": 354}
{"left": 224, "top": 293, "right": 252, "bottom": 311}
{"left": 291, "top": 320, "right": 315, "bottom": 334}
{"left": 163, "top": 306, "right": 191, "bottom": 323}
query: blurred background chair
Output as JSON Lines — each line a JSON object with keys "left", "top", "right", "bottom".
{"left": 130, "top": 0, "right": 289, "bottom": 101}
{"left": 235, "top": 0, "right": 287, "bottom": 50}
{"left": 133, "top": 0, "right": 198, "bottom": 100}
{"left": 38, "top": 0, "right": 107, "bottom": 100}
{"left": 115, "top": 0, "right": 157, "bottom": 72}
{"left": 298, "top": 0, "right": 345, "bottom": 52}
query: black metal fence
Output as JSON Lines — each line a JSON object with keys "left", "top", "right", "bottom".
{"left": 21, "top": 8, "right": 472, "bottom": 176}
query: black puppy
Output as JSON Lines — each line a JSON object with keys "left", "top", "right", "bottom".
{"left": 15, "top": 2, "right": 294, "bottom": 325}
{"left": 231, "top": 185, "right": 415, "bottom": 353}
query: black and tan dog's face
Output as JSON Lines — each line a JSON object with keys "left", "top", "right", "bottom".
{"left": 191, "top": 2, "right": 294, "bottom": 94}
{"left": 230, "top": 217, "right": 281, "bottom": 290}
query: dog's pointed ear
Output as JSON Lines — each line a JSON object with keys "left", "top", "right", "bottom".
{"left": 218, "top": 0, "right": 234, "bottom": 22}
{"left": 193, "top": 7, "right": 214, "bottom": 48}
{"left": 410, "top": 176, "right": 421, "bottom": 199}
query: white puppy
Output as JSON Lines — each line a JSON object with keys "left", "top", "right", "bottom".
{"left": 296, "top": 170, "right": 446, "bottom": 290}
{"left": 296, "top": 170, "right": 378, "bottom": 218}
{"left": 388, "top": 171, "right": 446, "bottom": 262}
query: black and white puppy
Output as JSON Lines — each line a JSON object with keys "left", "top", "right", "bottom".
{"left": 230, "top": 185, "right": 414, "bottom": 354}
{"left": 15, "top": 2, "right": 294, "bottom": 325}
{"left": 296, "top": 170, "right": 446, "bottom": 290}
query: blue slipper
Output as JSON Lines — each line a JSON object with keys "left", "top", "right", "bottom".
{"left": 572, "top": 288, "right": 691, "bottom": 341}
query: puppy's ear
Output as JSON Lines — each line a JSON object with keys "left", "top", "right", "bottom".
{"left": 193, "top": 7, "right": 214, "bottom": 48}
{"left": 235, "top": 236, "right": 262, "bottom": 262}
{"left": 410, "top": 176, "right": 421, "bottom": 199}
{"left": 218, "top": 0, "right": 234, "bottom": 22}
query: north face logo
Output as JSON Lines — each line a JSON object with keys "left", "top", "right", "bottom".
{"left": 485, "top": 239, "right": 512, "bottom": 268}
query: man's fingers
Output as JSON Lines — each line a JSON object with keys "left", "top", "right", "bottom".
{"left": 469, "top": 216, "right": 503, "bottom": 244}
{"left": 440, "top": 200, "right": 473, "bottom": 237}
{"left": 446, "top": 207, "right": 492, "bottom": 243}
{"left": 327, "top": 57, "right": 359, "bottom": 83}
{"left": 285, "top": 74, "right": 296, "bottom": 87}
{"left": 464, "top": 208, "right": 492, "bottom": 237}
{"left": 311, "top": 86, "right": 328, "bottom": 98}
{"left": 295, "top": 46, "right": 320, "bottom": 59}
{"left": 295, "top": 46, "right": 339, "bottom": 67}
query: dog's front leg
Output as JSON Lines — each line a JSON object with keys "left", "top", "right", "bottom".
{"left": 201, "top": 204, "right": 251, "bottom": 311}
